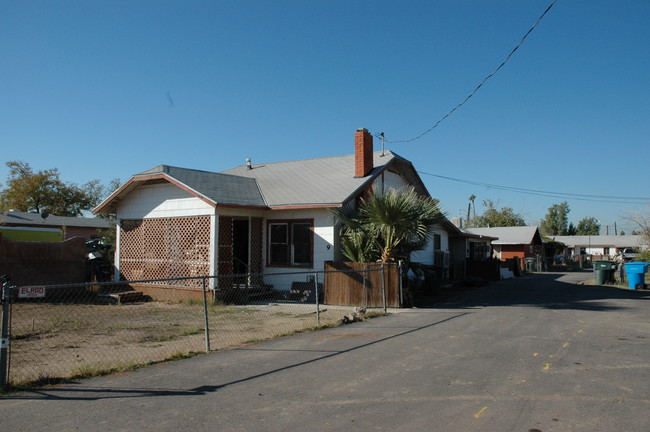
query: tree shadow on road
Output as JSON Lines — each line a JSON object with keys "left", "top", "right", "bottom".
{"left": 419, "top": 271, "right": 650, "bottom": 312}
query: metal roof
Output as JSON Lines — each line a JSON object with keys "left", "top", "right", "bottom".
{"left": 550, "top": 235, "right": 644, "bottom": 248}
{"left": 463, "top": 226, "right": 542, "bottom": 245}
{"left": 94, "top": 150, "right": 429, "bottom": 214}
{"left": 1, "top": 210, "right": 111, "bottom": 229}
{"left": 221, "top": 151, "right": 401, "bottom": 208}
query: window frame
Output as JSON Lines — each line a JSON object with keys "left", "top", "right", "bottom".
{"left": 266, "top": 219, "right": 314, "bottom": 268}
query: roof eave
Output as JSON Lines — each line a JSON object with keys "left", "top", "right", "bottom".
{"left": 93, "top": 173, "right": 218, "bottom": 215}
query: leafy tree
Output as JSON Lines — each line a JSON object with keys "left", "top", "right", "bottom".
{"left": 470, "top": 199, "right": 526, "bottom": 228}
{"left": 576, "top": 217, "right": 600, "bottom": 235}
{"left": 332, "top": 186, "right": 445, "bottom": 262}
{"left": 540, "top": 201, "right": 570, "bottom": 236}
{"left": 567, "top": 222, "right": 577, "bottom": 235}
{"left": 0, "top": 161, "right": 106, "bottom": 217}
{"left": 622, "top": 209, "right": 650, "bottom": 262}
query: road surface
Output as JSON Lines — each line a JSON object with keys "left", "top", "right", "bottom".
{"left": 2, "top": 271, "right": 650, "bottom": 431}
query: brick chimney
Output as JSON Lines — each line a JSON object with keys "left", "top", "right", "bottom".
{"left": 354, "top": 128, "right": 374, "bottom": 177}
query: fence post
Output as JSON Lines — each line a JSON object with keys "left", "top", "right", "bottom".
{"left": 381, "top": 264, "right": 387, "bottom": 313}
{"left": 201, "top": 278, "right": 211, "bottom": 352}
{"left": 314, "top": 272, "right": 320, "bottom": 326}
{"left": 398, "top": 261, "right": 403, "bottom": 307}
{"left": 1, "top": 275, "right": 11, "bottom": 390}
{"left": 363, "top": 264, "right": 368, "bottom": 308}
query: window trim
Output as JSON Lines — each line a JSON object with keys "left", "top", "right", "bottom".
{"left": 266, "top": 219, "right": 314, "bottom": 268}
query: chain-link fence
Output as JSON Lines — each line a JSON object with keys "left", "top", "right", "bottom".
{"left": 1, "top": 266, "right": 391, "bottom": 389}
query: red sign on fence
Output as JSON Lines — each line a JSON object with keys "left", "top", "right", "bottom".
{"left": 18, "top": 286, "right": 46, "bottom": 298}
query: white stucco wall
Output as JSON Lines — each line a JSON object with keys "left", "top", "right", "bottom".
{"left": 263, "top": 208, "right": 336, "bottom": 272}
{"left": 259, "top": 208, "right": 336, "bottom": 291}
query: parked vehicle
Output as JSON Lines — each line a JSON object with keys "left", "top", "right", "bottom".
{"left": 623, "top": 248, "right": 638, "bottom": 261}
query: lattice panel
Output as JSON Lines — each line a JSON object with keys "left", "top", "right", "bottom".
{"left": 250, "top": 216, "right": 264, "bottom": 285}
{"left": 120, "top": 216, "right": 211, "bottom": 287}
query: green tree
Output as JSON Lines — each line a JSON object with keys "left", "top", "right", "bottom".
{"left": 576, "top": 217, "right": 600, "bottom": 235}
{"left": 332, "top": 187, "right": 445, "bottom": 263}
{"left": 567, "top": 222, "right": 577, "bottom": 235}
{"left": 470, "top": 199, "right": 526, "bottom": 228}
{"left": 540, "top": 201, "right": 570, "bottom": 236}
{"left": 622, "top": 209, "right": 650, "bottom": 262}
{"left": 0, "top": 161, "right": 105, "bottom": 217}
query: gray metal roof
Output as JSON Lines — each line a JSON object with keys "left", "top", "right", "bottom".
{"left": 137, "top": 165, "right": 266, "bottom": 207}
{"left": 95, "top": 150, "right": 426, "bottom": 214}
{"left": 550, "top": 235, "right": 644, "bottom": 248}
{"left": 220, "top": 151, "right": 398, "bottom": 208}
{"left": 1, "top": 210, "right": 111, "bottom": 229}
{"left": 463, "top": 226, "right": 542, "bottom": 245}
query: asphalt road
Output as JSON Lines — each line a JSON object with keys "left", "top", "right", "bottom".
{"left": 3, "top": 271, "right": 650, "bottom": 432}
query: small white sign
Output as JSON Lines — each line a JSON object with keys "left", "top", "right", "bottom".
{"left": 18, "top": 286, "right": 46, "bottom": 298}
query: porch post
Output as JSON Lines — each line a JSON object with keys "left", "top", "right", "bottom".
{"left": 209, "top": 213, "right": 219, "bottom": 290}
{"left": 114, "top": 219, "right": 122, "bottom": 281}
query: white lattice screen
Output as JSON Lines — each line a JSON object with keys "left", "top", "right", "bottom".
{"left": 119, "top": 216, "right": 211, "bottom": 287}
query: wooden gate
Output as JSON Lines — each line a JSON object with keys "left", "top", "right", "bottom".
{"left": 323, "top": 261, "right": 400, "bottom": 307}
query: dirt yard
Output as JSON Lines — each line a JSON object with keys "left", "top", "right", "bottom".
{"left": 7, "top": 300, "right": 349, "bottom": 386}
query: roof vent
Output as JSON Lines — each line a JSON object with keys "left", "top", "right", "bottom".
{"left": 246, "top": 158, "right": 252, "bottom": 170}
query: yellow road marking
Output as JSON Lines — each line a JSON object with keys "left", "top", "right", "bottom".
{"left": 563, "top": 343, "right": 570, "bottom": 348}
{"left": 543, "top": 363, "right": 551, "bottom": 371}
{"left": 533, "top": 352, "right": 539, "bottom": 357}
{"left": 473, "top": 406, "right": 488, "bottom": 418}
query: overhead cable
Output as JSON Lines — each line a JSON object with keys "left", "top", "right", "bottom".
{"left": 418, "top": 170, "right": 650, "bottom": 205}
{"left": 379, "top": 0, "right": 557, "bottom": 144}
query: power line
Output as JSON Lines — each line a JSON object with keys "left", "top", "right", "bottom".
{"left": 379, "top": 0, "right": 557, "bottom": 144}
{"left": 418, "top": 170, "right": 650, "bottom": 204}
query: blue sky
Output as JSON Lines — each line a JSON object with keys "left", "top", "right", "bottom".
{"left": 1, "top": 1, "right": 648, "bottom": 233}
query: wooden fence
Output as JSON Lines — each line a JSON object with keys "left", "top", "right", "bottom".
{"left": 323, "top": 261, "right": 401, "bottom": 308}
{"left": 0, "top": 235, "right": 86, "bottom": 286}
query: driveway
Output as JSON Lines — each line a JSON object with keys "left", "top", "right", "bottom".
{"left": 3, "top": 271, "right": 650, "bottom": 431}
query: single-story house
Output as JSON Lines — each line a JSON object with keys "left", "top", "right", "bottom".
{"left": 93, "top": 128, "right": 465, "bottom": 294}
{"left": 462, "top": 226, "right": 544, "bottom": 271}
{"left": 550, "top": 235, "right": 645, "bottom": 259}
{"left": 0, "top": 210, "right": 111, "bottom": 241}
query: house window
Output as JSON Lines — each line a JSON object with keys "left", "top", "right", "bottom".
{"left": 268, "top": 220, "right": 313, "bottom": 267}
{"left": 433, "top": 234, "right": 442, "bottom": 251}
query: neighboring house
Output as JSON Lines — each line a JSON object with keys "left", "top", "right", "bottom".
{"left": 94, "top": 128, "right": 462, "bottom": 293}
{"left": 462, "top": 226, "right": 544, "bottom": 271}
{"left": 0, "top": 210, "right": 111, "bottom": 241}
{"left": 412, "top": 219, "right": 497, "bottom": 281}
{"left": 550, "top": 235, "right": 645, "bottom": 259}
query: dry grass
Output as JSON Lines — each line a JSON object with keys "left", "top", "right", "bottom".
{"left": 6, "top": 300, "right": 352, "bottom": 389}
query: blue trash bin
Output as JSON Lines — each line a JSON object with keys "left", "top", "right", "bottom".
{"left": 625, "top": 262, "right": 649, "bottom": 290}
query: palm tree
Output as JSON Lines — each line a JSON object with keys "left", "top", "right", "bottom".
{"left": 333, "top": 187, "right": 445, "bottom": 263}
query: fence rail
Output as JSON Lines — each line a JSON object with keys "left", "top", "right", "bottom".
{"left": 0, "top": 266, "right": 390, "bottom": 390}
